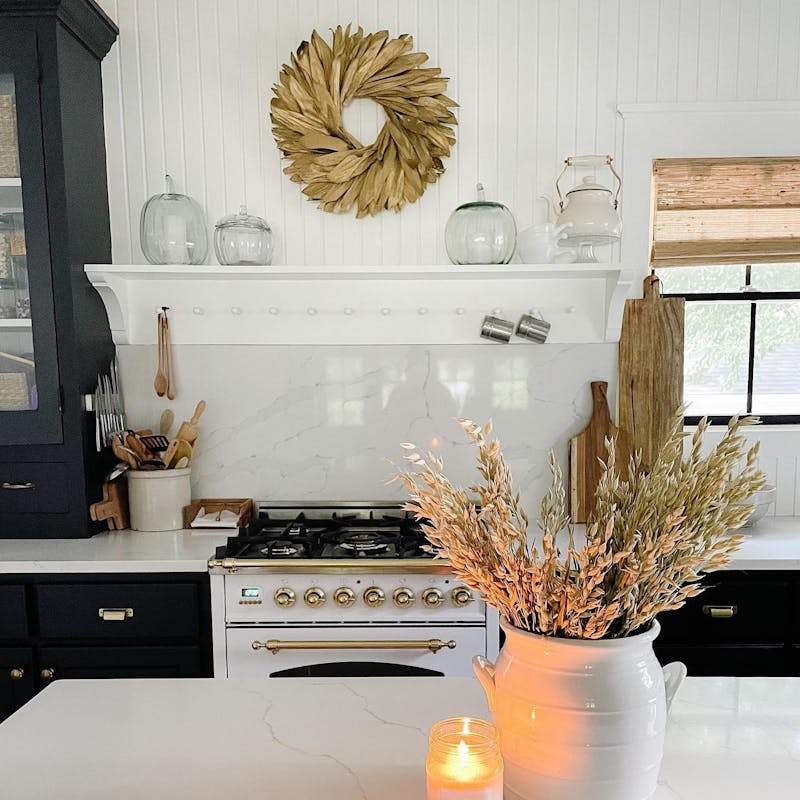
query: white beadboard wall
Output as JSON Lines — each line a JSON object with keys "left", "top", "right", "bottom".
{"left": 95, "top": 0, "right": 800, "bottom": 512}
{"left": 97, "top": 0, "right": 800, "bottom": 266}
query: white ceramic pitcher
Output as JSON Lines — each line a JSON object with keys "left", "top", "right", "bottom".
{"left": 473, "top": 620, "right": 686, "bottom": 800}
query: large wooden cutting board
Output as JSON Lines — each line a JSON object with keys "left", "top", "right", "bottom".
{"left": 618, "top": 275, "right": 685, "bottom": 472}
{"left": 570, "top": 381, "right": 633, "bottom": 523}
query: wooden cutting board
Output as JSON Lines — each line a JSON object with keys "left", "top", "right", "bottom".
{"left": 618, "top": 275, "right": 685, "bottom": 472}
{"left": 570, "top": 381, "right": 633, "bottom": 523}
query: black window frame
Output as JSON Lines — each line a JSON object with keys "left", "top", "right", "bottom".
{"left": 661, "top": 264, "right": 800, "bottom": 426}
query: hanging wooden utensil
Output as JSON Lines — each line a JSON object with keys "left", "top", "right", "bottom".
{"left": 154, "top": 312, "right": 167, "bottom": 398}
{"left": 569, "top": 381, "right": 633, "bottom": 523}
{"left": 163, "top": 310, "right": 176, "bottom": 400}
{"left": 618, "top": 275, "right": 684, "bottom": 472}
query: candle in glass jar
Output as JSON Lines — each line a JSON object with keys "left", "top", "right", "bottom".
{"left": 426, "top": 717, "right": 503, "bottom": 800}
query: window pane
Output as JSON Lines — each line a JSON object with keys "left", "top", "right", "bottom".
{"left": 684, "top": 302, "right": 749, "bottom": 416}
{"left": 750, "top": 263, "right": 800, "bottom": 292}
{"left": 752, "top": 301, "right": 800, "bottom": 415}
{"left": 656, "top": 264, "right": 745, "bottom": 294}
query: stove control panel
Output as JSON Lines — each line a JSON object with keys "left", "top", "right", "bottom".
{"left": 225, "top": 574, "right": 484, "bottom": 623}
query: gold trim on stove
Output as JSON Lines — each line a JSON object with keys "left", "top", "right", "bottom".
{"left": 208, "top": 557, "right": 454, "bottom": 574}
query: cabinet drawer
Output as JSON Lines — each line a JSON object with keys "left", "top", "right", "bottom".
{"left": 0, "top": 463, "right": 69, "bottom": 513}
{"left": 655, "top": 644, "right": 789, "bottom": 677}
{"left": 37, "top": 583, "right": 199, "bottom": 640}
{"left": 656, "top": 578, "right": 790, "bottom": 645}
{"left": 38, "top": 646, "right": 206, "bottom": 680}
{"left": 0, "top": 585, "right": 28, "bottom": 638}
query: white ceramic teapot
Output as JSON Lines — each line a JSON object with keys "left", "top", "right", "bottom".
{"left": 555, "top": 155, "right": 622, "bottom": 261}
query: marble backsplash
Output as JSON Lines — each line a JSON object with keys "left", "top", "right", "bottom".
{"left": 117, "top": 343, "right": 617, "bottom": 514}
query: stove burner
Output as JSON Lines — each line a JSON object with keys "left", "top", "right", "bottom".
{"left": 338, "top": 532, "right": 390, "bottom": 553}
{"left": 215, "top": 506, "right": 437, "bottom": 561}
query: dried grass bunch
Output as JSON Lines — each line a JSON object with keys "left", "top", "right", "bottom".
{"left": 395, "top": 414, "right": 764, "bottom": 639}
{"left": 271, "top": 25, "right": 457, "bottom": 217}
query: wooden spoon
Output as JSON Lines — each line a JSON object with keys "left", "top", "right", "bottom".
{"left": 175, "top": 400, "right": 206, "bottom": 445}
{"left": 164, "top": 314, "right": 176, "bottom": 400}
{"left": 159, "top": 409, "right": 174, "bottom": 437}
{"left": 153, "top": 313, "right": 167, "bottom": 398}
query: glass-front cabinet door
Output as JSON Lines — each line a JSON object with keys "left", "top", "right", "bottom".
{"left": 0, "top": 32, "right": 61, "bottom": 444}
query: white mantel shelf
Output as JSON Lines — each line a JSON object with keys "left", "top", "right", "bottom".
{"left": 84, "top": 263, "right": 633, "bottom": 346}
{"left": 0, "top": 676, "right": 797, "bottom": 799}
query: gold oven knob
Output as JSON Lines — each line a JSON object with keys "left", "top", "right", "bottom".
{"left": 9, "top": 668, "right": 24, "bottom": 681}
{"left": 422, "top": 588, "right": 444, "bottom": 608}
{"left": 363, "top": 586, "right": 385, "bottom": 607}
{"left": 274, "top": 588, "right": 296, "bottom": 608}
{"left": 393, "top": 587, "right": 416, "bottom": 608}
{"left": 451, "top": 587, "right": 474, "bottom": 607}
{"left": 333, "top": 587, "right": 356, "bottom": 608}
{"left": 304, "top": 587, "right": 326, "bottom": 607}
{"left": 40, "top": 668, "right": 55, "bottom": 681}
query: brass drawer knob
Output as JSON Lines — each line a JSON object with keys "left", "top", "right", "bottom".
{"left": 40, "top": 668, "right": 54, "bottom": 681}
{"left": 703, "top": 604, "right": 737, "bottom": 619}
{"left": 9, "top": 668, "right": 24, "bottom": 681}
{"left": 98, "top": 607, "right": 133, "bottom": 621}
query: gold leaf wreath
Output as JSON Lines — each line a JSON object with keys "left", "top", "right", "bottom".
{"left": 270, "top": 25, "right": 458, "bottom": 218}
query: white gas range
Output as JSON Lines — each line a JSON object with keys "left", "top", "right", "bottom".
{"left": 207, "top": 503, "right": 499, "bottom": 678}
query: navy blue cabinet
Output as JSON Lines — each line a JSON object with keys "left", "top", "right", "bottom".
{"left": 0, "top": 0, "right": 118, "bottom": 537}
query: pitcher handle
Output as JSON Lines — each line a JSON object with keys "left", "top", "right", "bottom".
{"left": 662, "top": 661, "right": 687, "bottom": 711}
{"left": 472, "top": 655, "right": 497, "bottom": 712}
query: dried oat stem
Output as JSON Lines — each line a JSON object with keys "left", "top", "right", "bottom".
{"left": 395, "top": 413, "right": 764, "bottom": 639}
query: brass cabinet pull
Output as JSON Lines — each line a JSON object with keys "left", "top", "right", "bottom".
{"left": 9, "top": 668, "right": 24, "bottom": 681}
{"left": 252, "top": 638, "right": 457, "bottom": 655}
{"left": 98, "top": 607, "right": 134, "bottom": 621}
{"left": 40, "top": 668, "right": 54, "bottom": 681}
{"left": 703, "top": 604, "right": 737, "bottom": 619}
{"left": 1, "top": 481, "right": 34, "bottom": 490}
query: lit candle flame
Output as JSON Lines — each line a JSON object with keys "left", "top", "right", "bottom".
{"left": 461, "top": 718, "right": 470, "bottom": 735}
{"left": 458, "top": 739, "right": 469, "bottom": 764}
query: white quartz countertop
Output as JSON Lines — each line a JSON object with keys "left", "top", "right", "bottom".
{"left": 1, "top": 516, "right": 799, "bottom": 574}
{"left": 0, "top": 676, "right": 797, "bottom": 799}
{"left": 0, "top": 529, "right": 230, "bottom": 573}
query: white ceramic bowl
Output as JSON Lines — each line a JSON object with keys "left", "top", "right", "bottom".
{"left": 739, "top": 484, "right": 776, "bottom": 527}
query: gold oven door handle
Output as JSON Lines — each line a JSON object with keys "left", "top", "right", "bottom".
{"left": 251, "top": 638, "right": 457, "bottom": 655}
{"left": 702, "top": 604, "right": 737, "bottom": 619}
{"left": 98, "top": 607, "right": 134, "bottom": 621}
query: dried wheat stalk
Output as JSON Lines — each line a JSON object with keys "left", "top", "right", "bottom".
{"left": 271, "top": 25, "right": 457, "bottom": 217}
{"left": 393, "top": 414, "right": 764, "bottom": 639}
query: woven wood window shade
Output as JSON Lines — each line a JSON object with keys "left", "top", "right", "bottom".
{"left": 651, "top": 157, "right": 800, "bottom": 267}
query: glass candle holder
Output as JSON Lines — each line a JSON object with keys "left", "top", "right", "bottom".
{"left": 426, "top": 717, "right": 503, "bottom": 800}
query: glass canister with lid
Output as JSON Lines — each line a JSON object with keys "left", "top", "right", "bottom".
{"left": 214, "top": 205, "right": 273, "bottom": 266}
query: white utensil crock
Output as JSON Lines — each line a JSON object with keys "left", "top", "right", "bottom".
{"left": 473, "top": 620, "right": 685, "bottom": 800}
{"left": 127, "top": 468, "right": 191, "bottom": 531}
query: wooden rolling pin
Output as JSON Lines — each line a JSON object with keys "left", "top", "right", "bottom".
{"left": 175, "top": 401, "right": 206, "bottom": 445}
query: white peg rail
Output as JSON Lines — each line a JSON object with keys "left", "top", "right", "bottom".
{"left": 84, "top": 264, "right": 633, "bottom": 346}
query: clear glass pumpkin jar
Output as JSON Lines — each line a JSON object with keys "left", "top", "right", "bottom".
{"left": 140, "top": 174, "right": 208, "bottom": 265}
{"left": 214, "top": 205, "right": 273, "bottom": 266}
{"left": 445, "top": 184, "right": 516, "bottom": 265}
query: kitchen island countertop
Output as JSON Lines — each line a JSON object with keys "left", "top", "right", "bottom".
{"left": 0, "top": 675, "right": 797, "bottom": 799}
{"left": 0, "top": 515, "right": 799, "bottom": 573}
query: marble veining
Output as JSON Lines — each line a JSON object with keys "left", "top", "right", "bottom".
{"left": 0, "top": 676, "right": 797, "bottom": 799}
{"left": 117, "top": 343, "right": 616, "bottom": 511}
